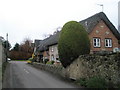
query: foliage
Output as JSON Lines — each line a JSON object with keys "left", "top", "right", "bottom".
{"left": 77, "top": 76, "right": 107, "bottom": 88}
{"left": 46, "top": 61, "right": 55, "bottom": 65}
{"left": 51, "top": 61, "right": 55, "bottom": 64}
{"left": 9, "top": 51, "right": 32, "bottom": 60}
{"left": 20, "top": 39, "right": 33, "bottom": 53}
{"left": 13, "top": 43, "right": 19, "bottom": 51}
{"left": 3, "top": 40, "right": 11, "bottom": 50}
{"left": 77, "top": 78, "right": 87, "bottom": 87}
{"left": 9, "top": 38, "right": 34, "bottom": 60}
{"left": 58, "top": 21, "right": 90, "bottom": 68}
{"left": 44, "top": 59, "right": 49, "bottom": 64}
{"left": 86, "top": 76, "right": 107, "bottom": 88}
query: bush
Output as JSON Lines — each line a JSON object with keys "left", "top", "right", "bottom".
{"left": 78, "top": 78, "right": 87, "bottom": 87}
{"left": 58, "top": 21, "right": 90, "bottom": 68}
{"left": 44, "top": 59, "right": 49, "bottom": 64}
{"left": 51, "top": 61, "right": 55, "bottom": 64}
{"left": 46, "top": 61, "right": 54, "bottom": 65}
{"left": 86, "top": 76, "right": 107, "bottom": 88}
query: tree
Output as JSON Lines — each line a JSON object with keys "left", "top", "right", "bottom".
{"left": 20, "top": 38, "right": 33, "bottom": 53}
{"left": 3, "top": 40, "right": 11, "bottom": 50}
{"left": 9, "top": 38, "right": 34, "bottom": 60}
{"left": 58, "top": 21, "right": 90, "bottom": 68}
{"left": 13, "top": 43, "right": 19, "bottom": 51}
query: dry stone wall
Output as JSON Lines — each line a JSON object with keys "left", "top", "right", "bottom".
{"left": 65, "top": 54, "right": 120, "bottom": 85}
{"left": 32, "top": 53, "right": 120, "bottom": 86}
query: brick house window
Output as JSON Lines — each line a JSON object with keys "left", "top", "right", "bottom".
{"left": 105, "top": 39, "right": 112, "bottom": 47}
{"left": 93, "top": 38, "right": 101, "bottom": 47}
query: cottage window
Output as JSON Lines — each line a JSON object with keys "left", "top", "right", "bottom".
{"left": 105, "top": 39, "right": 112, "bottom": 47}
{"left": 51, "top": 46, "right": 54, "bottom": 52}
{"left": 93, "top": 38, "right": 101, "bottom": 47}
{"left": 51, "top": 54, "right": 54, "bottom": 61}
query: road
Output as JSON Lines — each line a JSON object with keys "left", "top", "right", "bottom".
{"left": 3, "top": 61, "right": 78, "bottom": 88}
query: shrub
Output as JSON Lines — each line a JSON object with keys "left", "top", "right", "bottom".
{"left": 86, "top": 76, "right": 107, "bottom": 88}
{"left": 51, "top": 61, "right": 55, "bottom": 64}
{"left": 44, "top": 59, "right": 49, "bottom": 64}
{"left": 46, "top": 61, "right": 54, "bottom": 65}
{"left": 58, "top": 21, "right": 90, "bottom": 68}
{"left": 78, "top": 78, "right": 87, "bottom": 87}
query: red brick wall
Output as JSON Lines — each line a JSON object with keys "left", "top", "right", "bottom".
{"left": 89, "top": 20, "right": 119, "bottom": 53}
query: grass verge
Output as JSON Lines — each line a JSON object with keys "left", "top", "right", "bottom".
{"left": 12, "top": 60, "right": 27, "bottom": 61}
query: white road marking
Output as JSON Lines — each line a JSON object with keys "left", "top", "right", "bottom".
{"left": 24, "top": 69, "right": 29, "bottom": 74}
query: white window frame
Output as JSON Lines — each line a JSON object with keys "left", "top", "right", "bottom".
{"left": 93, "top": 38, "right": 101, "bottom": 47}
{"left": 51, "top": 54, "right": 54, "bottom": 61}
{"left": 51, "top": 46, "right": 54, "bottom": 52}
{"left": 105, "top": 39, "right": 112, "bottom": 47}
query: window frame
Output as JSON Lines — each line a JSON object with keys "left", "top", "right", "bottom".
{"left": 51, "top": 54, "right": 54, "bottom": 61}
{"left": 93, "top": 38, "right": 101, "bottom": 48}
{"left": 105, "top": 38, "right": 112, "bottom": 48}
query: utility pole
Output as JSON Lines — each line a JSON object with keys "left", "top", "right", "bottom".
{"left": 6, "top": 33, "right": 8, "bottom": 62}
{"left": 97, "top": 4, "right": 104, "bottom": 12}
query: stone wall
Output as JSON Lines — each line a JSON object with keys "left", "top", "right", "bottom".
{"left": 32, "top": 63, "right": 64, "bottom": 76}
{"left": 65, "top": 54, "right": 120, "bottom": 85}
{"left": 32, "top": 54, "right": 120, "bottom": 86}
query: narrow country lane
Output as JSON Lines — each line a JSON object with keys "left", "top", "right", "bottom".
{"left": 3, "top": 61, "right": 78, "bottom": 88}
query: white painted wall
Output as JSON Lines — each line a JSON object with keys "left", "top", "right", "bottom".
{"left": 49, "top": 44, "right": 59, "bottom": 61}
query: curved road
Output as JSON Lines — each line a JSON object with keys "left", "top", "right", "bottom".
{"left": 3, "top": 61, "right": 78, "bottom": 88}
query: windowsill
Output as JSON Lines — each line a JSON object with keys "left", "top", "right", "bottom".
{"left": 94, "top": 46, "right": 101, "bottom": 48}
{"left": 105, "top": 47, "right": 112, "bottom": 48}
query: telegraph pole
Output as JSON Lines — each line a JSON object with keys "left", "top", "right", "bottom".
{"left": 6, "top": 33, "right": 8, "bottom": 62}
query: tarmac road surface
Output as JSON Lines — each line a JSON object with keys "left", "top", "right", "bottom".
{"left": 3, "top": 61, "right": 78, "bottom": 88}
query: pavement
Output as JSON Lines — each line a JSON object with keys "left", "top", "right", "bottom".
{"left": 3, "top": 61, "right": 78, "bottom": 88}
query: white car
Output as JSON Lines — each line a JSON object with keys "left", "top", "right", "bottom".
{"left": 7, "top": 58, "right": 11, "bottom": 61}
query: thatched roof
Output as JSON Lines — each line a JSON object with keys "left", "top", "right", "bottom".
{"left": 37, "top": 12, "right": 120, "bottom": 52}
{"left": 37, "top": 31, "right": 60, "bottom": 51}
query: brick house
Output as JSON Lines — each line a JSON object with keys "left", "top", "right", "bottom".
{"left": 80, "top": 12, "right": 120, "bottom": 53}
{"left": 34, "top": 12, "right": 120, "bottom": 62}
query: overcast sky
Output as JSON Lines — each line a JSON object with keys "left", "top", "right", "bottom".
{"left": 0, "top": 0, "right": 120, "bottom": 47}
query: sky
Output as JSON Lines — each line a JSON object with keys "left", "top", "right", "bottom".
{"left": 0, "top": 0, "right": 120, "bottom": 47}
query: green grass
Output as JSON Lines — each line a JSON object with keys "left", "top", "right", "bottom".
{"left": 76, "top": 76, "right": 108, "bottom": 88}
{"left": 12, "top": 60, "right": 27, "bottom": 61}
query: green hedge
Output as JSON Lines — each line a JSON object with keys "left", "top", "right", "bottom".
{"left": 58, "top": 21, "right": 90, "bottom": 68}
